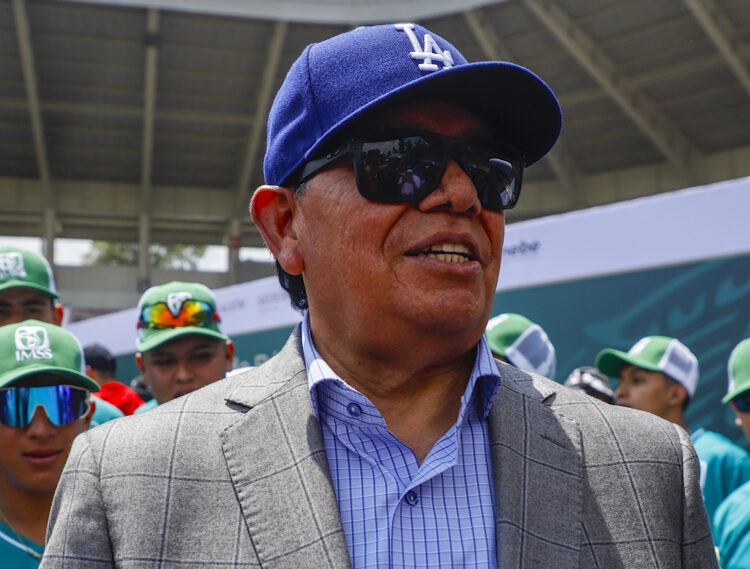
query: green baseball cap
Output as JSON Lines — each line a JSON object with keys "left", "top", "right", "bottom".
{"left": 136, "top": 281, "right": 228, "bottom": 352}
{"left": 596, "top": 335, "right": 699, "bottom": 398}
{"left": 0, "top": 246, "right": 58, "bottom": 299}
{"left": 723, "top": 339, "right": 750, "bottom": 404}
{"left": 0, "top": 320, "right": 99, "bottom": 391}
{"left": 485, "top": 313, "right": 557, "bottom": 378}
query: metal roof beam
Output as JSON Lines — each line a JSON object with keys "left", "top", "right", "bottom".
{"left": 682, "top": 0, "right": 750, "bottom": 100}
{"left": 464, "top": 8, "right": 581, "bottom": 204}
{"left": 522, "top": 0, "right": 699, "bottom": 173}
{"left": 12, "top": 0, "right": 52, "bottom": 208}
{"left": 138, "top": 8, "right": 159, "bottom": 290}
{"left": 229, "top": 20, "right": 287, "bottom": 283}
{"left": 140, "top": 8, "right": 159, "bottom": 212}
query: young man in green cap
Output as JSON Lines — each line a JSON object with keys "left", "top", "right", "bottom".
{"left": 713, "top": 338, "right": 750, "bottom": 569}
{"left": 484, "top": 312, "right": 557, "bottom": 379}
{"left": 0, "top": 247, "right": 62, "bottom": 327}
{"left": 596, "top": 335, "right": 750, "bottom": 530}
{"left": 0, "top": 247, "right": 123, "bottom": 427}
{"left": 134, "top": 281, "right": 234, "bottom": 413}
{"left": 0, "top": 320, "right": 97, "bottom": 567}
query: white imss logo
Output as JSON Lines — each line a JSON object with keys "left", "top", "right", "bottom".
{"left": 167, "top": 291, "right": 192, "bottom": 317}
{"left": 395, "top": 23, "right": 454, "bottom": 71}
{"left": 0, "top": 252, "right": 27, "bottom": 280}
{"left": 15, "top": 326, "right": 53, "bottom": 361}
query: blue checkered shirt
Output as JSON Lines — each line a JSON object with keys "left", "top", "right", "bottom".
{"left": 302, "top": 315, "right": 501, "bottom": 568}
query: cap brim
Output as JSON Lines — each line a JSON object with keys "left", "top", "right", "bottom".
{"left": 293, "top": 61, "right": 561, "bottom": 183}
{"left": 0, "top": 280, "right": 58, "bottom": 299}
{"left": 137, "top": 327, "right": 229, "bottom": 353}
{"left": 596, "top": 348, "right": 662, "bottom": 378}
{"left": 722, "top": 386, "right": 750, "bottom": 405}
{"left": 0, "top": 365, "right": 99, "bottom": 392}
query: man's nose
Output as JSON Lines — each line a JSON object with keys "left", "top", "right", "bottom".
{"left": 416, "top": 160, "right": 482, "bottom": 216}
{"left": 27, "top": 407, "right": 56, "bottom": 438}
{"left": 174, "top": 358, "right": 193, "bottom": 384}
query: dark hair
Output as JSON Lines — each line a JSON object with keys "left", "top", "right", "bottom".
{"left": 276, "top": 260, "right": 308, "bottom": 311}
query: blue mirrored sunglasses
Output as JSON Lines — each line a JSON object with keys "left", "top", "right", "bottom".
{"left": 0, "top": 385, "right": 90, "bottom": 428}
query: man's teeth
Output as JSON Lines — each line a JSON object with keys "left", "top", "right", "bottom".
{"left": 417, "top": 242, "right": 472, "bottom": 263}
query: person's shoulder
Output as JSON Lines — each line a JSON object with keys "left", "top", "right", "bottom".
{"left": 693, "top": 429, "right": 750, "bottom": 460}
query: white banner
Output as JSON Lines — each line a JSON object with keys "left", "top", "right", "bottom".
{"left": 498, "top": 176, "right": 750, "bottom": 291}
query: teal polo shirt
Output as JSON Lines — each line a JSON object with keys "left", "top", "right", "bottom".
{"left": 0, "top": 519, "right": 43, "bottom": 568}
{"left": 714, "top": 480, "right": 750, "bottom": 569}
{"left": 90, "top": 397, "right": 124, "bottom": 428}
{"left": 134, "top": 398, "right": 158, "bottom": 414}
{"left": 691, "top": 428, "right": 750, "bottom": 535}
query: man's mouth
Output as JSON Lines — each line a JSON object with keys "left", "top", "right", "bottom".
{"left": 409, "top": 242, "right": 474, "bottom": 263}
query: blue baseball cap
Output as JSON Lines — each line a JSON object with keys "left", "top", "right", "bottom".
{"left": 265, "top": 22, "right": 562, "bottom": 186}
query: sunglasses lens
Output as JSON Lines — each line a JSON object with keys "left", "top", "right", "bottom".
{"left": 0, "top": 385, "right": 89, "bottom": 428}
{"left": 357, "top": 135, "right": 443, "bottom": 202}
{"left": 140, "top": 300, "right": 214, "bottom": 330}
{"left": 355, "top": 133, "right": 521, "bottom": 210}
{"left": 733, "top": 392, "right": 750, "bottom": 413}
{"left": 463, "top": 144, "right": 521, "bottom": 210}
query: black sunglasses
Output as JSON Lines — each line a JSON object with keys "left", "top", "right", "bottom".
{"left": 731, "top": 390, "right": 750, "bottom": 413}
{"left": 296, "top": 130, "right": 525, "bottom": 211}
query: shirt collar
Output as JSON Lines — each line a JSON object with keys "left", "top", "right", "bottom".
{"left": 302, "top": 312, "right": 502, "bottom": 421}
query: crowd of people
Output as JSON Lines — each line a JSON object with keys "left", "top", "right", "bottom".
{"left": 0, "top": 20, "right": 746, "bottom": 569}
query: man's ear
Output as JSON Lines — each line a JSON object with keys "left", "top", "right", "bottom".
{"left": 53, "top": 302, "right": 64, "bottom": 326}
{"left": 224, "top": 340, "right": 235, "bottom": 372}
{"left": 135, "top": 352, "right": 148, "bottom": 387}
{"left": 250, "top": 185, "right": 304, "bottom": 275}
{"left": 667, "top": 381, "right": 688, "bottom": 408}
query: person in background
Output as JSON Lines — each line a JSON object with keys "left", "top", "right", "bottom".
{"left": 128, "top": 375, "right": 153, "bottom": 403}
{"left": 0, "top": 247, "right": 62, "bottom": 327}
{"left": 713, "top": 339, "right": 750, "bottom": 569}
{"left": 564, "top": 366, "right": 615, "bottom": 404}
{"left": 84, "top": 344, "right": 144, "bottom": 415}
{"left": 597, "top": 335, "right": 750, "bottom": 531}
{"left": 0, "top": 247, "right": 122, "bottom": 428}
{"left": 0, "top": 320, "right": 97, "bottom": 567}
{"left": 485, "top": 312, "right": 557, "bottom": 378}
{"left": 133, "top": 281, "right": 234, "bottom": 413}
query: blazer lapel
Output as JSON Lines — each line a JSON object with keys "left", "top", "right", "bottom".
{"left": 219, "top": 331, "right": 352, "bottom": 569}
{"left": 489, "top": 364, "right": 583, "bottom": 569}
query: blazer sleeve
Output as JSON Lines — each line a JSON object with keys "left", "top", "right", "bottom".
{"left": 40, "top": 432, "right": 115, "bottom": 569}
{"left": 677, "top": 425, "right": 720, "bottom": 569}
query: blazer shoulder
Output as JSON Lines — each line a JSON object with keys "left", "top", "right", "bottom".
{"left": 497, "top": 362, "right": 689, "bottom": 464}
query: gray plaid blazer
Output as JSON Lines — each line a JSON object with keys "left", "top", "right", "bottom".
{"left": 42, "top": 328, "right": 717, "bottom": 568}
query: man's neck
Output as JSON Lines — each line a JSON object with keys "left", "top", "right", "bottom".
{"left": 0, "top": 482, "right": 52, "bottom": 545}
{"left": 308, "top": 321, "right": 478, "bottom": 464}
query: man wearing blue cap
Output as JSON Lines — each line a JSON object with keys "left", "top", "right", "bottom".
{"left": 44, "top": 23, "right": 716, "bottom": 568}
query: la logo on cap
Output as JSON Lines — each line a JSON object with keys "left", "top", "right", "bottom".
{"left": 15, "top": 326, "right": 53, "bottom": 361}
{"left": 0, "top": 252, "right": 27, "bottom": 280}
{"left": 167, "top": 291, "right": 192, "bottom": 317}
{"left": 395, "top": 23, "right": 454, "bottom": 71}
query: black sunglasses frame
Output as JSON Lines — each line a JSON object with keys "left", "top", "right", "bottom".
{"left": 296, "top": 130, "right": 525, "bottom": 211}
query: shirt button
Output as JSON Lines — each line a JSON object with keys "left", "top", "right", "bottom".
{"left": 405, "top": 491, "right": 419, "bottom": 506}
{"left": 346, "top": 402, "right": 361, "bottom": 418}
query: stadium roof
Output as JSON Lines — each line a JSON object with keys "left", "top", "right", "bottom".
{"left": 2, "top": 0, "right": 749, "bottom": 261}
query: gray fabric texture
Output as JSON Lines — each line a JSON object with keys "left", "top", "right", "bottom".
{"left": 41, "top": 327, "right": 718, "bottom": 568}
